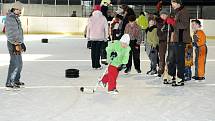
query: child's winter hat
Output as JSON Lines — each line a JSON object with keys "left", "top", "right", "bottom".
{"left": 116, "top": 7, "right": 124, "bottom": 15}
{"left": 93, "top": 5, "right": 101, "bottom": 11}
{"left": 120, "top": 34, "right": 130, "bottom": 45}
{"left": 171, "top": 0, "right": 182, "bottom": 4}
{"left": 148, "top": 15, "right": 156, "bottom": 22}
{"left": 160, "top": 9, "right": 169, "bottom": 15}
{"left": 12, "top": 1, "right": 23, "bottom": 10}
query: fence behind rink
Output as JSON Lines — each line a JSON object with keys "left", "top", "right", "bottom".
{"left": 0, "top": 2, "right": 214, "bottom": 38}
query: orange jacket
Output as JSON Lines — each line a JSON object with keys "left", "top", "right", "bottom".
{"left": 194, "top": 30, "right": 206, "bottom": 47}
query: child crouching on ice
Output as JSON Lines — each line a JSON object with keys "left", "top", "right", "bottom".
{"left": 99, "top": 34, "right": 131, "bottom": 94}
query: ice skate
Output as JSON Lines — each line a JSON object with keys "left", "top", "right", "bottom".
{"left": 150, "top": 70, "right": 157, "bottom": 75}
{"left": 98, "top": 81, "right": 106, "bottom": 88}
{"left": 163, "top": 75, "right": 173, "bottom": 84}
{"left": 107, "top": 89, "right": 119, "bottom": 95}
{"left": 5, "top": 83, "right": 20, "bottom": 91}
{"left": 146, "top": 70, "right": 152, "bottom": 75}
{"left": 15, "top": 81, "right": 25, "bottom": 88}
{"left": 172, "top": 78, "right": 184, "bottom": 86}
{"left": 124, "top": 68, "right": 131, "bottom": 74}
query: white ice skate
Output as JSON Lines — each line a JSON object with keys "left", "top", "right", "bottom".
{"left": 107, "top": 89, "right": 119, "bottom": 95}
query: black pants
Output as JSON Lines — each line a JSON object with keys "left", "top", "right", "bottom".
{"left": 167, "top": 42, "right": 185, "bottom": 79}
{"left": 91, "top": 41, "right": 103, "bottom": 68}
{"left": 87, "top": 41, "right": 92, "bottom": 49}
{"left": 101, "top": 41, "right": 108, "bottom": 60}
{"left": 126, "top": 40, "right": 140, "bottom": 70}
{"left": 167, "top": 43, "right": 177, "bottom": 77}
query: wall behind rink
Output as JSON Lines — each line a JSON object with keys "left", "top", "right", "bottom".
{"left": 200, "top": 20, "right": 215, "bottom": 39}
{"left": 0, "top": 16, "right": 214, "bottom": 39}
{"left": 0, "top": 16, "right": 88, "bottom": 35}
{"left": 1, "top": 4, "right": 83, "bottom": 17}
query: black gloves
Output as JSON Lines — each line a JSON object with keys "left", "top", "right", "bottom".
{"left": 193, "top": 34, "right": 199, "bottom": 48}
{"left": 12, "top": 44, "right": 21, "bottom": 55}
{"left": 118, "top": 64, "right": 126, "bottom": 71}
{"left": 170, "top": 25, "right": 174, "bottom": 32}
{"left": 151, "top": 47, "right": 156, "bottom": 53}
{"left": 110, "top": 51, "right": 117, "bottom": 58}
{"left": 12, "top": 43, "right": 26, "bottom": 55}
{"left": 161, "top": 24, "right": 168, "bottom": 32}
{"left": 21, "top": 43, "right": 26, "bottom": 52}
{"left": 193, "top": 34, "right": 199, "bottom": 42}
{"left": 192, "top": 42, "right": 198, "bottom": 48}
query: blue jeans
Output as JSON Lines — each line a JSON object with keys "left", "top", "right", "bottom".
{"left": 6, "top": 41, "right": 23, "bottom": 86}
{"left": 184, "top": 66, "right": 192, "bottom": 81}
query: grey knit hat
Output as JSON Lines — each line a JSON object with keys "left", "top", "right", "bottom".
{"left": 160, "top": 9, "right": 169, "bottom": 15}
{"left": 171, "top": 0, "right": 182, "bottom": 4}
{"left": 12, "top": 1, "right": 23, "bottom": 10}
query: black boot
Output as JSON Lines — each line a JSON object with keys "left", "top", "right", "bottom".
{"left": 192, "top": 76, "right": 205, "bottom": 80}
{"left": 136, "top": 69, "right": 142, "bottom": 73}
{"left": 6, "top": 83, "right": 20, "bottom": 88}
{"left": 124, "top": 68, "right": 131, "bottom": 74}
{"left": 15, "top": 81, "right": 25, "bottom": 86}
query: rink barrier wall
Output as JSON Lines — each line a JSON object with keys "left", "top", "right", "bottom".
{"left": 195, "top": 19, "right": 215, "bottom": 40}
{"left": 0, "top": 16, "right": 215, "bottom": 40}
{"left": 2, "top": 4, "right": 83, "bottom": 17}
{"left": 0, "top": 16, "right": 88, "bottom": 35}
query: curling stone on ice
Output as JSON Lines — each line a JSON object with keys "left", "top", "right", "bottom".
{"left": 41, "top": 38, "right": 48, "bottom": 43}
{"left": 65, "top": 69, "right": 79, "bottom": 78}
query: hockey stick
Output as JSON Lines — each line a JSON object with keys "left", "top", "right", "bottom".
{"left": 80, "top": 64, "right": 109, "bottom": 94}
{"left": 80, "top": 55, "right": 116, "bottom": 94}
{"left": 162, "top": 5, "right": 171, "bottom": 83}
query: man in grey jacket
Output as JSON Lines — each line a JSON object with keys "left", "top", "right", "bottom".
{"left": 5, "top": 1, "right": 26, "bottom": 88}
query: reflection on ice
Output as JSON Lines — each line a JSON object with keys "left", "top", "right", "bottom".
{"left": 0, "top": 54, "right": 51, "bottom": 66}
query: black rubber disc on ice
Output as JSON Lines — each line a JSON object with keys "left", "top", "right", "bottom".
{"left": 65, "top": 69, "right": 79, "bottom": 78}
{"left": 42, "top": 38, "right": 48, "bottom": 43}
{"left": 80, "top": 87, "right": 84, "bottom": 92}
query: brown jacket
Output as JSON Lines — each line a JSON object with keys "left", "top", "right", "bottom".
{"left": 174, "top": 6, "right": 191, "bottom": 43}
{"left": 156, "top": 17, "right": 168, "bottom": 41}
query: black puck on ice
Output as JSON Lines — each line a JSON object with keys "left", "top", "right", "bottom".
{"left": 80, "top": 87, "right": 84, "bottom": 92}
{"left": 42, "top": 38, "right": 48, "bottom": 43}
{"left": 65, "top": 69, "right": 79, "bottom": 78}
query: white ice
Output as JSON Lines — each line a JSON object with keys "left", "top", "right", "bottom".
{"left": 0, "top": 35, "right": 214, "bottom": 121}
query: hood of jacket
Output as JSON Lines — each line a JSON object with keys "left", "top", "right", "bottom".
{"left": 146, "top": 25, "right": 157, "bottom": 34}
{"left": 7, "top": 10, "right": 16, "bottom": 17}
{"left": 92, "top": 10, "right": 103, "bottom": 18}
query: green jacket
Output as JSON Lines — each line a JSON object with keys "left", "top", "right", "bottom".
{"left": 146, "top": 26, "right": 159, "bottom": 48}
{"left": 106, "top": 41, "right": 131, "bottom": 67}
{"left": 136, "top": 15, "right": 148, "bottom": 30}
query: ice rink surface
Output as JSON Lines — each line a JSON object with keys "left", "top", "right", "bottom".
{"left": 0, "top": 35, "right": 215, "bottom": 121}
